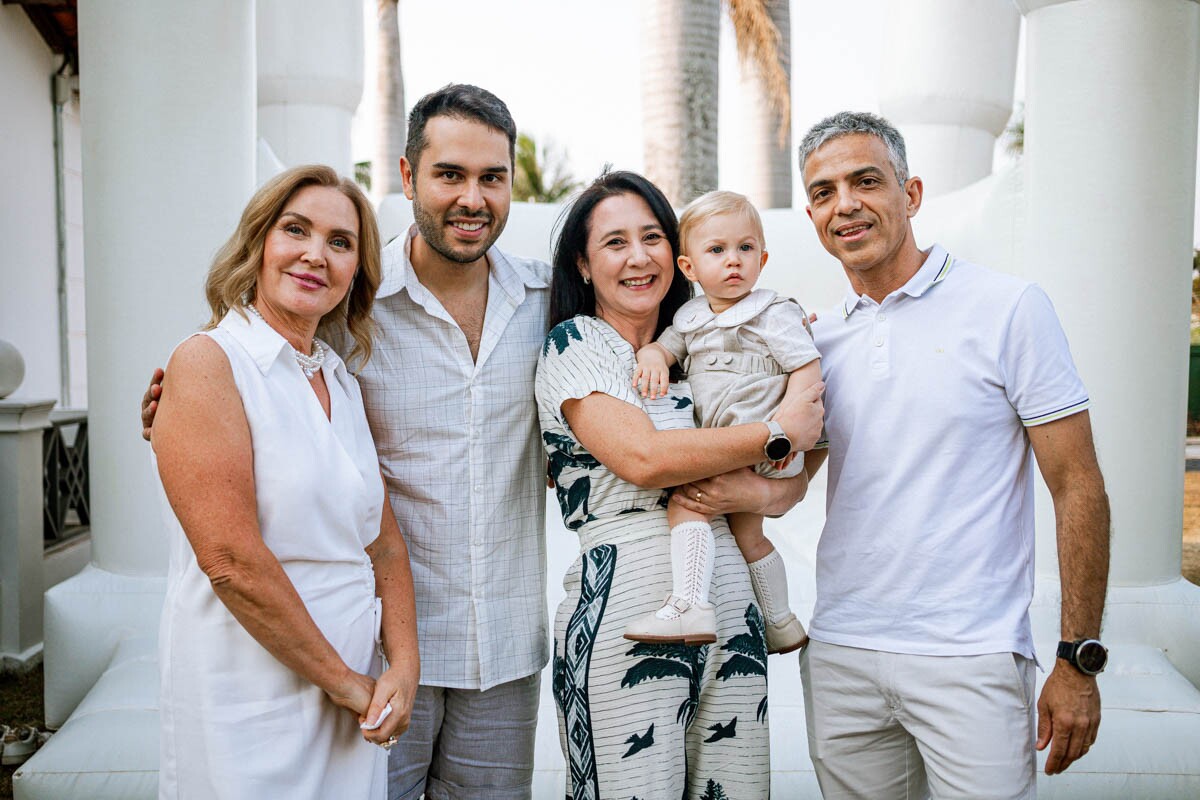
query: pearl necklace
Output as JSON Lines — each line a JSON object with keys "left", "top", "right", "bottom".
{"left": 245, "top": 304, "right": 327, "bottom": 378}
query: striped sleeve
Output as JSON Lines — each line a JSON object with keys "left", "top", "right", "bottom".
{"left": 537, "top": 317, "right": 643, "bottom": 426}
{"left": 999, "top": 284, "right": 1090, "bottom": 427}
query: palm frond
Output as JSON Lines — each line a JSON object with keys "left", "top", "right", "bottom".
{"left": 622, "top": 657, "right": 694, "bottom": 688}
{"left": 727, "top": 0, "right": 790, "bottom": 146}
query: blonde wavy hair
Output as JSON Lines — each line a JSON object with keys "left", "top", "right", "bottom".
{"left": 204, "top": 165, "right": 382, "bottom": 367}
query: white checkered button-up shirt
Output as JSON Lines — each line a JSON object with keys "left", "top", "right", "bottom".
{"left": 329, "top": 225, "right": 551, "bottom": 689}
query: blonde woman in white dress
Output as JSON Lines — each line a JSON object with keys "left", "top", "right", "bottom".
{"left": 151, "top": 166, "right": 419, "bottom": 799}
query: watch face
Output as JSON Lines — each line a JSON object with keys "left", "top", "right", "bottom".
{"left": 1076, "top": 641, "right": 1108, "bottom": 673}
{"left": 766, "top": 437, "right": 791, "bottom": 461}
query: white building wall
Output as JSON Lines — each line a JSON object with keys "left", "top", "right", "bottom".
{"left": 0, "top": 8, "right": 62, "bottom": 403}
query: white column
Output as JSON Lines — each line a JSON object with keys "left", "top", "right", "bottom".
{"left": 257, "top": 0, "right": 364, "bottom": 177}
{"left": 1018, "top": 0, "right": 1200, "bottom": 588}
{"left": 78, "top": 0, "right": 255, "bottom": 576}
{"left": 879, "top": 0, "right": 1020, "bottom": 196}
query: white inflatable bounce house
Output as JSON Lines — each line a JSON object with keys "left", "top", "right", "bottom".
{"left": 12, "top": 0, "right": 1200, "bottom": 797}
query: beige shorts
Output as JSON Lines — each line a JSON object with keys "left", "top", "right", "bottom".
{"left": 800, "top": 639, "right": 1037, "bottom": 799}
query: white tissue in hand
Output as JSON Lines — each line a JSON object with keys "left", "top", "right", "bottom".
{"left": 360, "top": 702, "right": 393, "bottom": 731}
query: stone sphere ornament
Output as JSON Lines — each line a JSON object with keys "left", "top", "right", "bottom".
{"left": 0, "top": 338, "right": 26, "bottom": 399}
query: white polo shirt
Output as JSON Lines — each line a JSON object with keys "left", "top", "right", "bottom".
{"left": 809, "top": 245, "right": 1089, "bottom": 659}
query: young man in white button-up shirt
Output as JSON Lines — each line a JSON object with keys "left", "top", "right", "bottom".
{"left": 791, "top": 112, "right": 1111, "bottom": 798}
{"left": 354, "top": 85, "right": 551, "bottom": 800}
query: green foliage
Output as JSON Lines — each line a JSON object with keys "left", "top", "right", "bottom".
{"left": 514, "top": 132, "right": 581, "bottom": 203}
{"left": 1192, "top": 249, "right": 1200, "bottom": 344}
{"left": 354, "top": 160, "right": 371, "bottom": 191}
{"left": 1004, "top": 105, "right": 1024, "bottom": 157}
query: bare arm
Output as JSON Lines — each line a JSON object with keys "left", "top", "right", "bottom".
{"left": 772, "top": 360, "right": 823, "bottom": 452}
{"left": 672, "top": 360, "right": 828, "bottom": 517}
{"left": 153, "top": 336, "right": 373, "bottom": 716}
{"left": 1028, "top": 411, "right": 1110, "bottom": 775}
{"left": 360, "top": 492, "right": 420, "bottom": 743}
{"left": 562, "top": 378, "right": 824, "bottom": 489}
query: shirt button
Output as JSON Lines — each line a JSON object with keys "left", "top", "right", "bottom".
{"left": 706, "top": 355, "right": 718, "bottom": 365}
{"left": 474, "top": 485, "right": 482, "bottom": 493}
{"left": 877, "top": 313, "right": 887, "bottom": 321}
{"left": 874, "top": 338, "right": 884, "bottom": 347}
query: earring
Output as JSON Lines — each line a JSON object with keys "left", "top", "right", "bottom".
{"left": 582, "top": 274, "right": 591, "bottom": 285}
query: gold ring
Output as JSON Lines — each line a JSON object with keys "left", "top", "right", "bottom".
{"left": 382, "top": 735, "right": 399, "bottom": 750}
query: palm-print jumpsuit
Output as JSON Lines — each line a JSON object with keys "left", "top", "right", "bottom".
{"left": 535, "top": 315, "right": 771, "bottom": 800}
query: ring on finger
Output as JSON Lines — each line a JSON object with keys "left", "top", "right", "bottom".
{"left": 696, "top": 490, "right": 704, "bottom": 501}
{"left": 381, "top": 735, "right": 399, "bottom": 750}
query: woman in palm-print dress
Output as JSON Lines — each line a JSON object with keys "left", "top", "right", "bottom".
{"left": 535, "top": 171, "right": 824, "bottom": 800}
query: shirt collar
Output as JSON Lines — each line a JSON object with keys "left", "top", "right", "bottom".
{"left": 218, "top": 308, "right": 346, "bottom": 377}
{"left": 673, "top": 288, "right": 778, "bottom": 332}
{"left": 839, "top": 244, "right": 953, "bottom": 319}
{"left": 375, "top": 224, "right": 549, "bottom": 303}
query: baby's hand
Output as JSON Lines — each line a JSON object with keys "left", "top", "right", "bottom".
{"left": 633, "top": 342, "right": 675, "bottom": 399}
{"left": 633, "top": 363, "right": 671, "bottom": 399}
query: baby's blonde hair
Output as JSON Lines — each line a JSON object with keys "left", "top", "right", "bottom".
{"left": 677, "top": 190, "right": 766, "bottom": 256}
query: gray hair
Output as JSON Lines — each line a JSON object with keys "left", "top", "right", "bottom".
{"left": 798, "top": 111, "right": 909, "bottom": 187}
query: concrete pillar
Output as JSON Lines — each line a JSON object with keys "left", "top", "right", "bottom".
{"left": 879, "top": 0, "right": 1020, "bottom": 196}
{"left": 257, "top": 0, "right": 363, "bottom": 177}
{"left": 0, "top": 400, "right": 54, "bottom": 669}
{"left": 78, "top": 0, "right": 255, "bottom": 577}
{"left": 38, "top": 0, "right": 255, "bottom": 726}
{"left": 1017, "top": 0, "right": 1200, "bottom": 589}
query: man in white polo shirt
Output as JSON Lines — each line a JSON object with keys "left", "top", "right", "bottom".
{"left": 797, "top": 111, "right": 1111, "bottom": 798}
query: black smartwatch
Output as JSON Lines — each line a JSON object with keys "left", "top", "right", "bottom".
{"left": 1057, "top": 638, "right": 1108, "bottom": 676}
{"left": 763, "top": 421, "right": 792, "bottom": 461}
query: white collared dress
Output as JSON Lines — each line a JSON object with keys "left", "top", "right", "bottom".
{"left": 658, "top": 289, "right": 820, "bottom": 477}
{"left": 156, "top": 310, "right": 387, "bottom": 800}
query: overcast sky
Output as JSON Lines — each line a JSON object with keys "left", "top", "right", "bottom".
{"left": 351, "top": 0, "right": 1199, "bottom": 245}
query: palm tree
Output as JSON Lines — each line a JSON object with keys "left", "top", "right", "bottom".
{"left": 513, "top": 133, "right": 582, "bottom": 203}
{"left": 640, "top": 0, "right": 721, "bottom": 206}
{"left": 716, "top": 603, "right": 769, "bottom": 722}
{"left": 372, "top": 0, "right": 405, "bottom": 197}
{"left": 622, "top": 641, "right": 707, "bottom": 728}
{"left": 641, "top": 1, "right": 792, "bottom": 208}
{"left": 730, "top": 0, "right": 792, "bottom": 208}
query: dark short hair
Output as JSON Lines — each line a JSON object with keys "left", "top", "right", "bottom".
{"left": 548, "top": 170, "right": 692, "bottom": 339}
{"left": 405, "top": 83, "right": 517, "bottom": 170}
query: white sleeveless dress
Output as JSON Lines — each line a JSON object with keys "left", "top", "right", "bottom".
{"left": 156, "top": 310, "right": 387, "bottom": 800}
